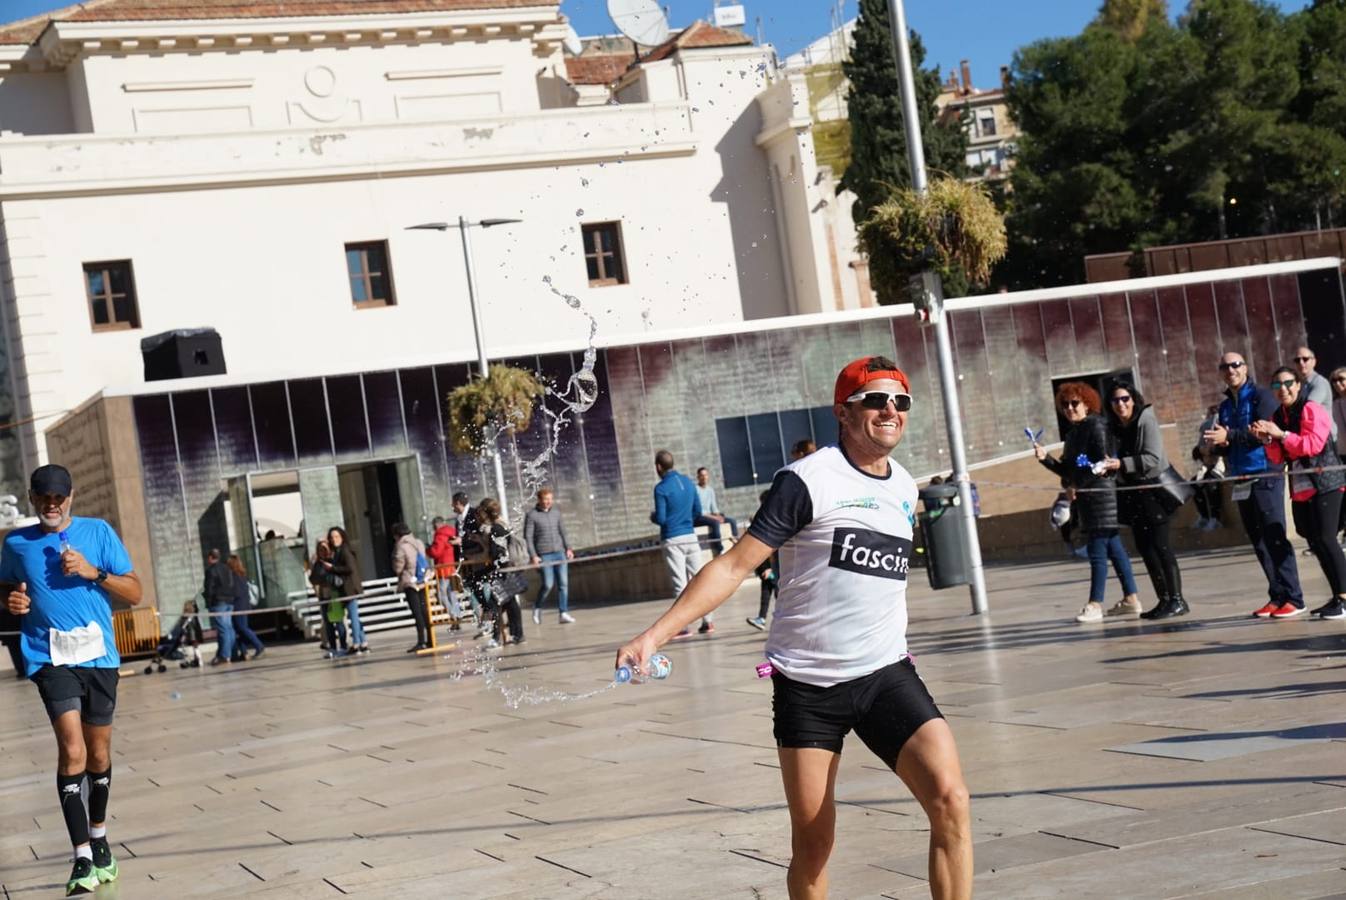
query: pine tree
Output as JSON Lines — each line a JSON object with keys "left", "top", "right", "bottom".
{"left": 840, "top": 0, "right": 967, "bottom": 231}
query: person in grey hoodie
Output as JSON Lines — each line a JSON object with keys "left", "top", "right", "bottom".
{"left": 1102, "top": 380, "right": 1187, "bottom": 620}
{"left": 390, "top": 522, "right": 430, "bottom": 653}
{"left": 523, "top": 488, "right": 575, "bottom": 625}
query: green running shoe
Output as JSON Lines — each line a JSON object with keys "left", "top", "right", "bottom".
{"left": 90, "top": 837, "right": 119, "bottom": 883}
{"left": 65, "top": 857, "right": 98, "bottom": 895}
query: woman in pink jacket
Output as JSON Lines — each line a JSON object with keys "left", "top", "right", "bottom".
{"left": 1253, "top": 366, "right": 1346, "bottom": 620}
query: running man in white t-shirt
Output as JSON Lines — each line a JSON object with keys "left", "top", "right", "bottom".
{"left": 615, "top": 356, "right": 972, "bottom": 900}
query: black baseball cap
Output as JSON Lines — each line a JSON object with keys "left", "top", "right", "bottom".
{"left": 30, "top": 464, "right": 72, "bottom": 496}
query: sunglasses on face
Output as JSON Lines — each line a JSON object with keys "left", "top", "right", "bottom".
{"left": 1061, "top": 400, "right": 1084, "bottom": 410}
{"left": 1218, "top": 361, "right": 1244, "bottom": 371}
{"left": 1110, "top": 395, "right": 1133, "bottom": 405}
{"left": 1271, "top": 379, "right": 1298, "bottom": 391}
{"left": 1333, "top": 377, "right": 1346, "bottom": 384}
{"left": 1294, "top": 356, "right": 1314, "bottom": 364}
{"left": 847, "top": 390, "right": 913, "bottom": 412}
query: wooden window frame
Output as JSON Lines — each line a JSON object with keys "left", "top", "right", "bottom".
{"left": 581, "top": 221, "right": 628, "bottom": 287}
{"left": 82, "top": 260, "right": 141, "bottom": 333}
{"left": 345, "top": 240, "right": 397, "bottom": 310}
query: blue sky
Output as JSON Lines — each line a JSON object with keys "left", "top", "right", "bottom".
{"left": 0, "top": 0, "right": 1315, "bottom": 90}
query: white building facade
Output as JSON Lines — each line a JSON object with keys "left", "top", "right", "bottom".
{"left": 0, "top": 0, "right": 846, "bottom": 494}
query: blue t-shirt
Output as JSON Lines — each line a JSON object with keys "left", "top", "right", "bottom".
{"left": 0, "top": 517, "right": 134, "bottom": 677}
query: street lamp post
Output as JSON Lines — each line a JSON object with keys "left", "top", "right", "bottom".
{"left": 407, "top": 216, "right": 522, "bottom": 516}
{"left": 883, "top": 0, "right": 990, "bottom": 614}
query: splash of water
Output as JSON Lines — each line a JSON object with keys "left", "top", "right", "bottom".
{"left": 447, "top": 644, "right": 618, "bottom": 710}
{"left": 503, "top": 276, "right": 602, "bottom": 515}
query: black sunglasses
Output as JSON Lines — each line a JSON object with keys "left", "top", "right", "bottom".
{"left": 1109, "top": 395, "right": 1133, "bottom": 405}
{"left": 1218, "top": 361, "right": 1245, "bottom": 371}
{"left": 1270, "top": 379, "right": 1298, "bottom": 390}
{"left": 1294, "top": 356, "right": 1314, "bottom": 363}
{"left": 848, "top": 390, "right": 913, "bottom": 412}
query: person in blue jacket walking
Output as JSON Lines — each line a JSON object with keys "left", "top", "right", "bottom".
{"left": 651, "top": 450, "right": 714, "bottom": 637}
{"left": 1203, "top": 351, "right": 1303, "bottom": 617}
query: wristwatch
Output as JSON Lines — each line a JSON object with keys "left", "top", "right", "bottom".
{"left": 94, "top": 568, "right": 109, "bottom": 584}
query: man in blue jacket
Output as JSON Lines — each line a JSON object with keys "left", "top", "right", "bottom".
{"left": 1204, "top": 351, "right": 1303, "bottom": 617}
{"left": 651, "top": 450, "right": 713, "bottom": 637}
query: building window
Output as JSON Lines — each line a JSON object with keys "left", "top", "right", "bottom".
{"left": 979, "top": 115, "right": 997, "bottom": 136}
{"left": 582, "top": 222, "right": 627, "bottom": 286}
{"left": 345, "top": 241, "right": 395, "bottom": 309}
{"left": 715, "top": 405, "right": 835, "bottom": 488}
{"left": 83, "top": 261, "right": 140, "bottom": 331}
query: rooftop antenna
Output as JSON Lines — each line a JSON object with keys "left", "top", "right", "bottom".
{"left": 608, "top": 0, "right": 672, "bottom": 54}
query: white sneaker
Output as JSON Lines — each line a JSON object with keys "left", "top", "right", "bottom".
{"left": 532, "top": 607, "right": 542, "bottom": 625}
{"left": 559, "top": 612, "right": 576, "bottom": 624}
{"left": 1075, "top": 601, "right": 1104, "bottom": 624}
{"left": 485, "top": 638, "right": 500, "bottom": 649}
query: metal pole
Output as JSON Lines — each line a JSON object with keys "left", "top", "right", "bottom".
{"left": 885, "top": 0, "right": 989, "bottom": 614}
{"left": 458, "top": 215, "right": 509, "bottom": 515}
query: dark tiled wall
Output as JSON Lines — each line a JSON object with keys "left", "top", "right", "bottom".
{"left": 130, "top": 272, "right": 1321, "bottom": 608}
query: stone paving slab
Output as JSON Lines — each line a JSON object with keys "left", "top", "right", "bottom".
{"left": 2, "top": 548, "right": 1346, "bottom": 898}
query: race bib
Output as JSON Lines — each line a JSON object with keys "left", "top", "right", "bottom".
{"left": 49, "top": 621, "right": 106, "bottom": 666}
{"left": 1231, "top": 482, "right": 1253, "bottom": 502}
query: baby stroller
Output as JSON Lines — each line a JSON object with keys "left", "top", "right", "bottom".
{"left": 145, "top": 601, "right": 204, "bottom": 674}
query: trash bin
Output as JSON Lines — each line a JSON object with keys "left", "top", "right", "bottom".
{"left": 918, "top": 483, "right": 970, "bottom": 590}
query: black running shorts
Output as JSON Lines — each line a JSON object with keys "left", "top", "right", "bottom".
{"left": 30, "top": 665, "right": 120, "bottom": 726}
{"left": 771, "top": 658, "right": 942, "bottom": 769}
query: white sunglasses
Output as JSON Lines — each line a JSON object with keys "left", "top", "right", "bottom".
{"left": 846, "top": 390, "right": 913, "bottom": 412}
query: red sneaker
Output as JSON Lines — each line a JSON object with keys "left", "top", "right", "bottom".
{"left": 1251, "top": 602, "right": 1279, "bottom": 618}
{"left": 1270, "top": 603, "right": 1305, "bottom": 619}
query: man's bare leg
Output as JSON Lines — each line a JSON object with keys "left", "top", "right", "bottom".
{"left": 53, "top": 710, "right": 87, "bottom": 776}
{"left": 895, "top": 718, "right": 972, "bottom": 900}
{"left": 778, "top": 747, "right": 841, "bottom": 900}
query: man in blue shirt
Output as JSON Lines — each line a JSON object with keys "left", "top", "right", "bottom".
{"left": 1, "top": 464, "right": 142, "bottom": 895}
{"left": 1204, "top": 351, "right": 1303, "bottom": 617}
{"left": 651, "top": 450, "right": 713, "bottom": 637}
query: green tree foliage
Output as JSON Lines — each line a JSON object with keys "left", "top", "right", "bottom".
{"left": 447, "top": 365, "right": 545, "bottom": 455}
{"left": 841, "top": 0, "right": 967, "bottom": 229}
{"left": 1001, "top": 0, "right": 1346, "bottom": 287}
{"left": 1099, "top": 0, "right": 1169, "bottom": 40}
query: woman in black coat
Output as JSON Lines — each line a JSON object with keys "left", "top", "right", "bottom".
{"left": 1035, "top": 381, "right": 1141, "bottom": 623}
{"left": 1101, "top": 380, "right": 1187, "bottom": 620}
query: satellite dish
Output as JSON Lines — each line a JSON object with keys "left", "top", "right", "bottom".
{"left": 563, "top": 25, "right": 583, "bottom": 56}
{"left": 607, "top": 0, "right": 671, "bottom": 48}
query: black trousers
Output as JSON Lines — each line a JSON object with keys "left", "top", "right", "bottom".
{"left": 1130, "top": 515, "right": 1183, "bottom": 600}
{"left": 1291, "top": 489, "right": 1346, "bottom": 596}
{"left": 404, "top": 587, "right": 430, "bottom": 644}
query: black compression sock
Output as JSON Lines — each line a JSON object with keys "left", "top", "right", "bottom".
{"left": 87, "top": 767, "right": 111, "bottom": 827}
{"left": 57, "top": 772, "right": 90, "bottom": 848}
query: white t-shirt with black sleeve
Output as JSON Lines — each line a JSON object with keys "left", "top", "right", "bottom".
{"left": 748, "top": 445, "right": 919, "bottom": 688}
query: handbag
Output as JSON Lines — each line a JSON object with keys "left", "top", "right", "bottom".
{"left": 1155, "top": 465, "right": 1194, "bottom": 515}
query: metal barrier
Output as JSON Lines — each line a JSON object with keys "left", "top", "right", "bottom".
{"left": 111, "top": 607, "right": 161, "bottom": 657}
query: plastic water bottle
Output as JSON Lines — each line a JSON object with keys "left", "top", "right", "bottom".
{"left": 615, "top": 652, "right": 672, "bottom": 684}
{"left": 58, "top": 530, "right": 71, "bottom": 554}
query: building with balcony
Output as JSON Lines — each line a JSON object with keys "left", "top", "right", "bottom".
{"left": 936, "top": 60, "right": 1019, "bottom": 182}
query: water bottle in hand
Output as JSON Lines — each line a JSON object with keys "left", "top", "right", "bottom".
{"left": 616, "top": 652, "right": 672, "bottom": 684}
{"left": 58, "top": 530, "right": 71, "bottom": 554}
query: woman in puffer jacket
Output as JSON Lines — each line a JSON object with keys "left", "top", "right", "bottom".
{"left": 1035, "top": 381, "right": 1141, "bottom": 624}
{"left": 1102, "top": 380, "right": 1187, "bottom": 621}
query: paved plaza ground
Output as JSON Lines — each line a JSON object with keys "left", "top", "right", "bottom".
{"left": 2, "top": 547, "right": 1345, "bottom": 899}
